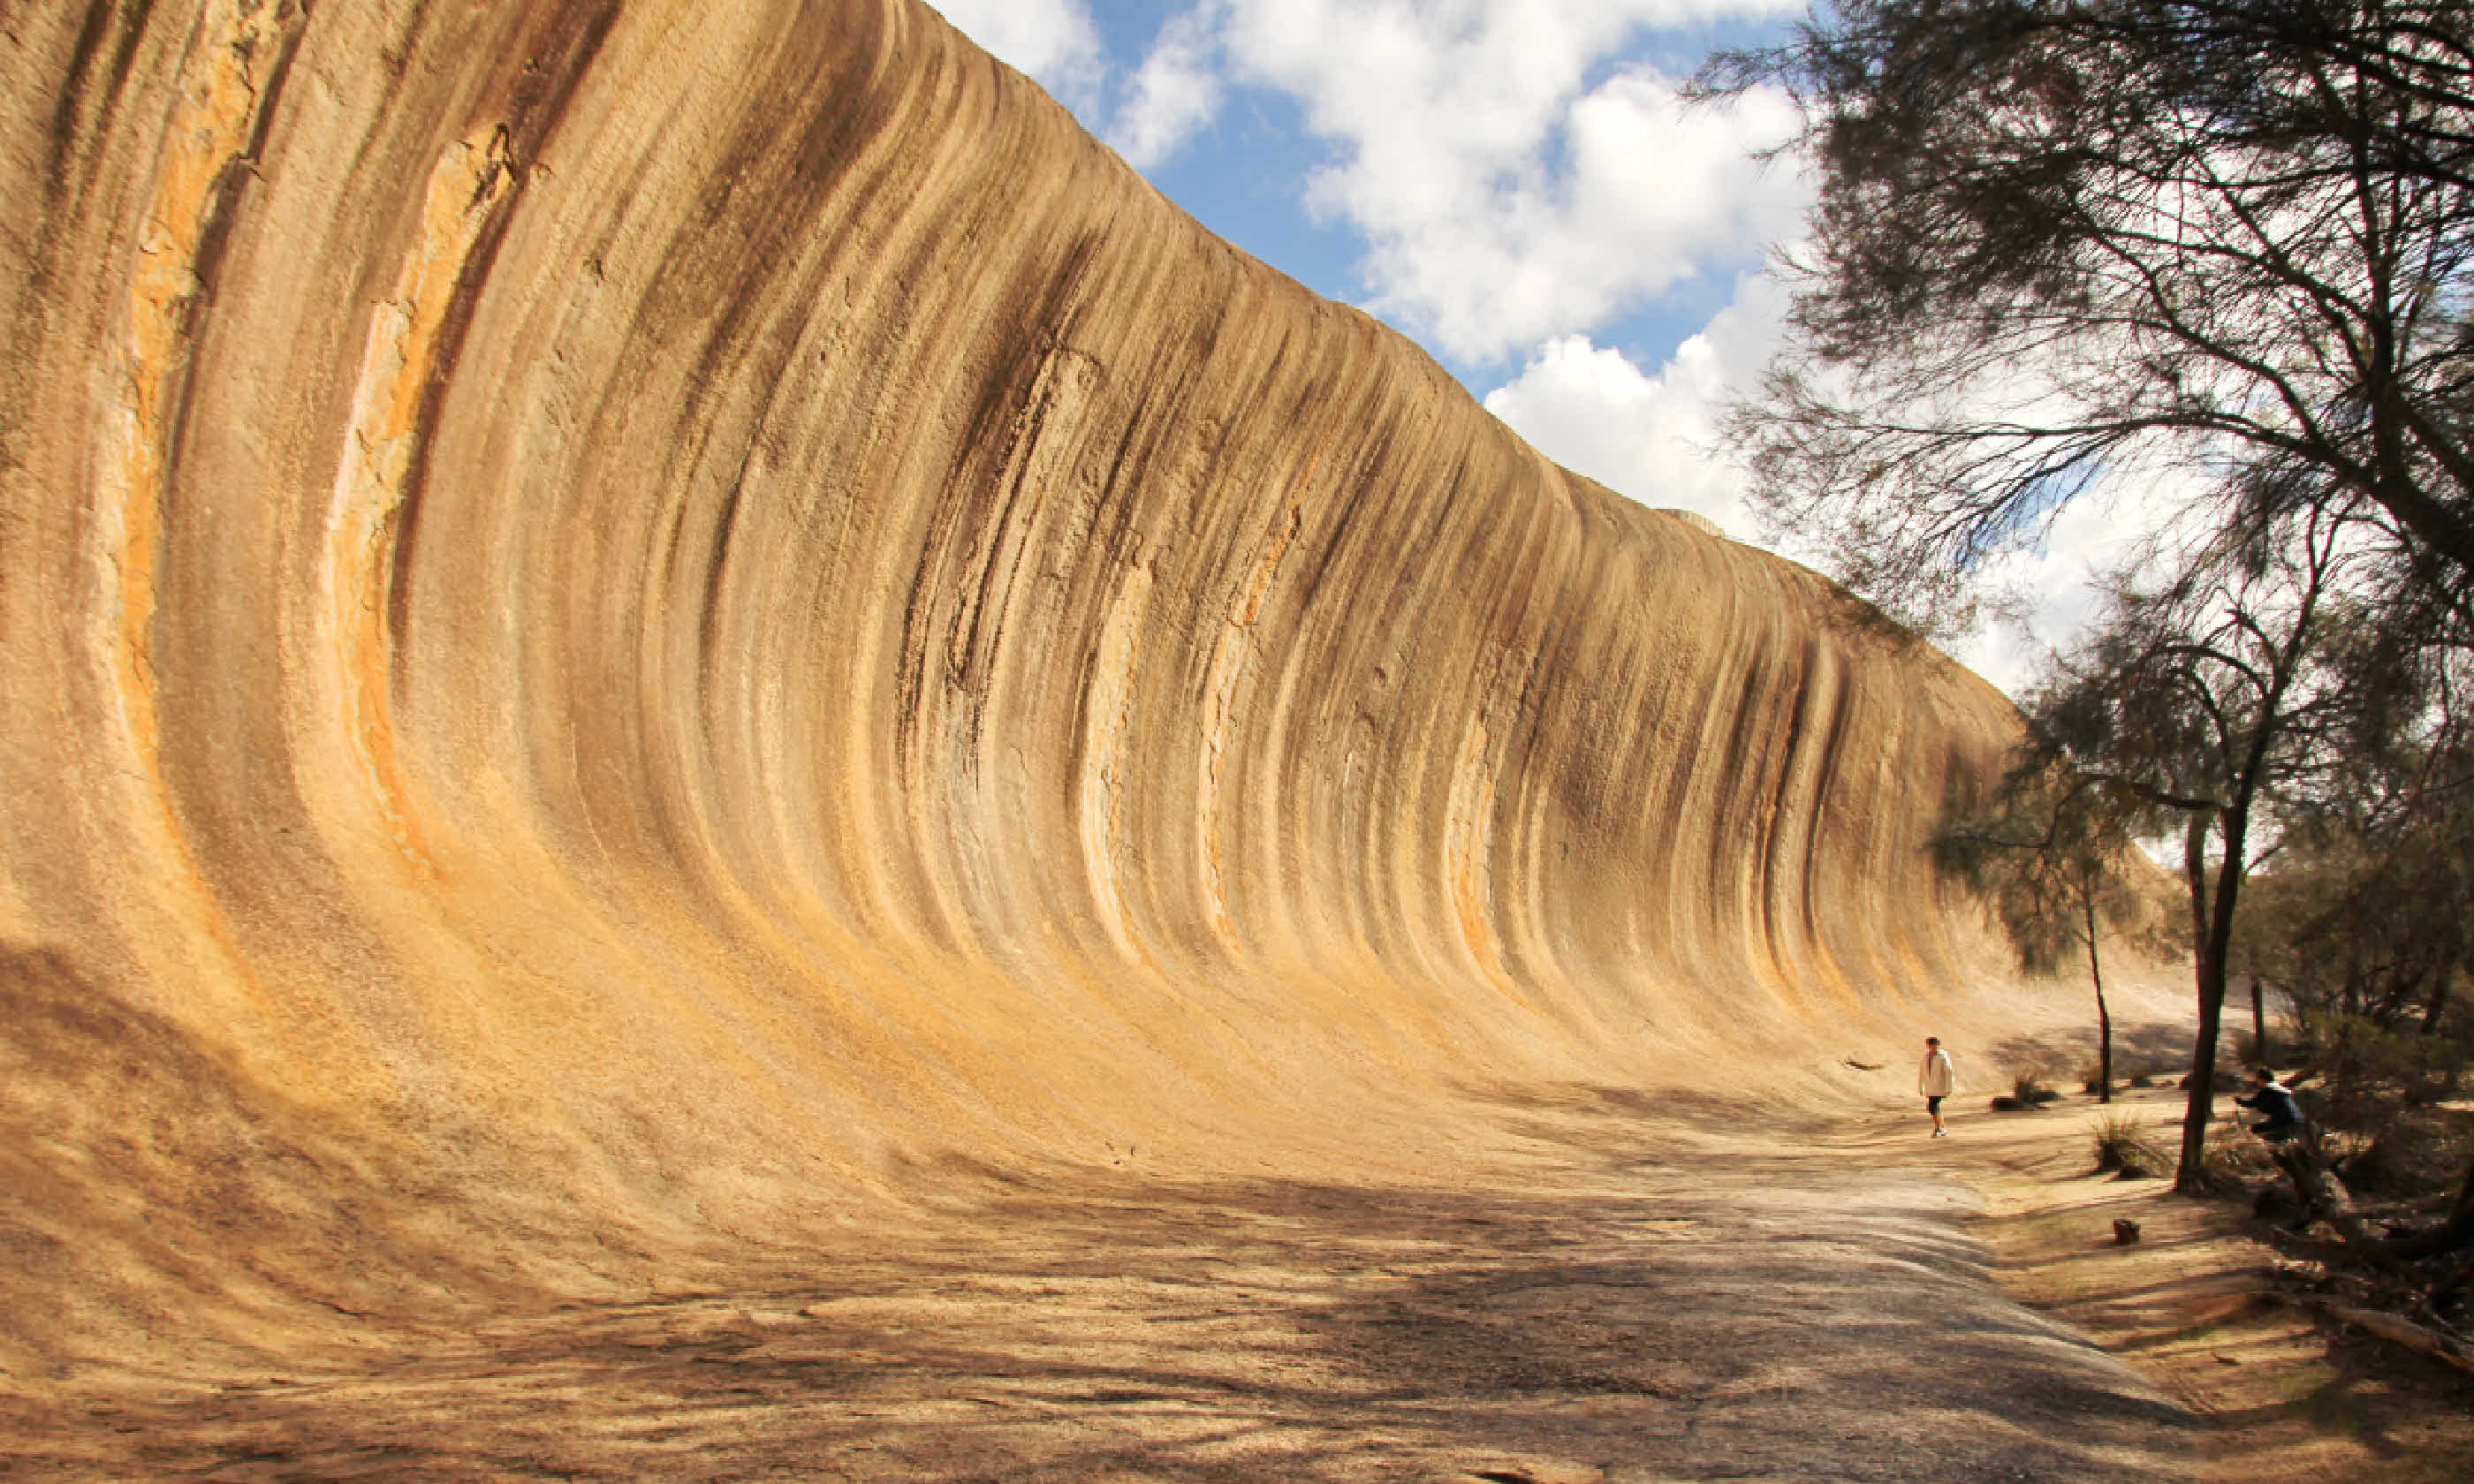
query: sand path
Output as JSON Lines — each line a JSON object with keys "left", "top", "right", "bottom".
{"left": 1968, "top": 1086, "right": 2474, "bottom": 1484}
{"left": 13, "top": 1089, "right": 2198, "bottom": 1483}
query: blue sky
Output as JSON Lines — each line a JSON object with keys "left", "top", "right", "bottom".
{"left": 1084, "top": 4, "right": 1799, "bottom": 377}
{"left": 930, "top": 0, "right": 2132, "bottom": 693}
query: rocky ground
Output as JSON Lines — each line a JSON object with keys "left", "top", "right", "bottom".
{"left": 10, "top": 1077, "right": 2471, "bottom": 1481}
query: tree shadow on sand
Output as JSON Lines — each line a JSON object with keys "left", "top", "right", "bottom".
{"left": 1983, "top": 1018, "right": 2199, "bottom": 1086}
{"left": 21, "top": 1091, "right": 2197, "bottom": 1483}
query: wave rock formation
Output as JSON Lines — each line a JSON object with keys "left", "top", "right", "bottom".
{"left": 1, "top": 0, "right": 2017, "bottom": 1368}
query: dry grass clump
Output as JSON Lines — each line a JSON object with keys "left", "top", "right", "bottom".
{"left": 2197, "top": 1117, "right": 2278, "bottom": 1192}
{"left": 1991, "top": 1064, "right": 2066, "bottom": 1111}
{"left": 2092, "top": 1113, "right": 2171, "bottom": 1178}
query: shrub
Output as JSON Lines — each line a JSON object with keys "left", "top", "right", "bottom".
{"left": 2334, "top": 1109, "right": 2468, "bottom": 1199}
{"left": 2197, "top": 1117, "right": 2277, "bottom": 1193}
{"left": 2010, "top": 1064, "right": 2061, "bottom": 1106}
{"left": 2092, "top": 1113, "right": 2169, "bottom": 1178}
{"left": 2303, "top": 1015, "right": 2467, "bottom": 1119}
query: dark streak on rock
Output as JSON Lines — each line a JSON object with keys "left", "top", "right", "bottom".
{"left": 387, "top": 0, "right": 622, "bottom": 681}
{"left": 181, "top": 4, "right": 309, "bottom": 353}
{"left": 46, "top": 0, "right": 154, "bottom": 203}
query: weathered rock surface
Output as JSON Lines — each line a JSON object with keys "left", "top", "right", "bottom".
{"left": 1, "top": 0, "right": 2020, "bottom": 1379}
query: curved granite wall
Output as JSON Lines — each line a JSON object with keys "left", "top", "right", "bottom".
{"left": 0, "top": 0, "right": 2016, "bottom": 1361}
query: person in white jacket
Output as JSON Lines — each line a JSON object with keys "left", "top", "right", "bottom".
{"left": 1919, "top": 1036, "right": 1956, "bottom": 1137}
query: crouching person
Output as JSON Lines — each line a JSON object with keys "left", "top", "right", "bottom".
{"left": 2235, "top": 1067, "right": 2305, "bottom": 1140}
{"left": 2239, "top": 1067, "right": 2356, "bottom": 1230}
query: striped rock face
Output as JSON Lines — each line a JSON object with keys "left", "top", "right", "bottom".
{"left": 1, "top": 0, "right": 2022, "bottom": 1366}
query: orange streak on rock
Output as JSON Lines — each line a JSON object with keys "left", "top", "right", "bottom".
{"left": 0, "top": 0, "right": 2058, "bottom": 1380}
{"left": 88, "top": 0, "right": 302, "bottom": 1009}
{"left": 317, "top": 125, "right": 517, "bottom": 880}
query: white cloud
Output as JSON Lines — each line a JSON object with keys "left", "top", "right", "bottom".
{"left": 937, "top": 2, "right": 1811, "bottom": 358}
{"left": 1483, "top": 274, "right": 2186, "bottom": 699}
{"left": 1947, "top": 474, "right": 2200, "bottom": 696}
{"left": 1218, "top": 0, "right": 1807, "bottom": 362}
{"left": 929, "top": 0, "right": 1106, "bottom": 102}
{"left": 1106, "top": 4, "right": 1230, "bottom": 168}
{"left": 1484, "top": 269, "right": 1787, "bottom": 537}
{"left": 936, "top": 0, "right": 1228, "bottom": 170}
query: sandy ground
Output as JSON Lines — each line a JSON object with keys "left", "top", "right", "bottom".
{"left": 12, "top": 1071, "right": 2474, "bottom": 1480}
{"left": 1962, "top": 1086, "right": 2474, "bottom": 1484}
{"left": 0, "top": 1082, "right": 2174, "bottom": 1484}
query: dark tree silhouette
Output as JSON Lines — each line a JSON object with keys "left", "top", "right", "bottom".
{"left": 2019, "top": 511, "right": 2359, "bottom": 1190}
{"left": 1703, "top": 0, "right": 2474, "bottom": 637}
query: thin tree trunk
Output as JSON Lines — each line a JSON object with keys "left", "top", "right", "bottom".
{"left": 2085, "top": 882, "right": 2112, "bottom": 1102}
{"left": 2179, "top": 969, "right": 2229, "bottom": 1192}
{"left": 2175, "top": 520, "right": 2324, "bottom": 1196}
{"left": 2177, "top": 813, "right": 2220, "bottom": 1192}
{"left": 2180, "top": 803, "right": 2252, "bottom": 1194}
{"left": 2252, "top": 975, "right": 2267, "bottom": 1065}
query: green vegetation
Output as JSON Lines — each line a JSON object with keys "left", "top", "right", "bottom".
{"left": 1709, "top": 0, "right": 2474, "bottom": 1211}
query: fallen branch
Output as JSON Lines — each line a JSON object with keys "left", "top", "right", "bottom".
{"left": 2270, "top": 1137, "right": 2415, "bottom": 1278}
{"left": 2301, "top": 1294, "right": 2474, "bottom": 1375}
{"left": 2263, "top": 1226, "right": 2356, "bottom": 1267}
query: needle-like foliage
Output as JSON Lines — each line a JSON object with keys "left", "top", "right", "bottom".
{"left": 1703, "top": 0, "right": 2474, "bottom": 635}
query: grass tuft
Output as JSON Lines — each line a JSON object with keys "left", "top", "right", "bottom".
{"left": 2092, "top": 1112, "right": 2169, "bottom": 1178}
{"left": 2010, "top": 1064, "right": 2062, "bottom": 1106}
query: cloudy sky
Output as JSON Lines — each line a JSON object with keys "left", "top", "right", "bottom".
{"left": 930, "top": 0, "right": 2135, "bottom": 693}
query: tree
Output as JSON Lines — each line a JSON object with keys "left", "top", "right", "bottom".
{"left": 2022, "top": 509, "right": 2359, "bottom": 1190}
{"left": 1936, "top": 766, "right": 2144, "bottom": 1100}
{"left": 2228, "top": 629, "right": 2474, "bottom": 1212}
{"left": 2239, "top": 808, "right": 2474, "bottom": 1037}
{"left": 2241, "top": 618, "right": 2474, "bottom": 1037}
{"left": 1702, "top": 0, "right": 2474, "bottom": 640}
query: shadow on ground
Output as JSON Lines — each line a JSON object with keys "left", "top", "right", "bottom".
{"left": 1985, "top": 1018, "right": 2199, "bottom": 1088}
{"left": 11, "top": 1094, "right": 2197, "bottom": 1483}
